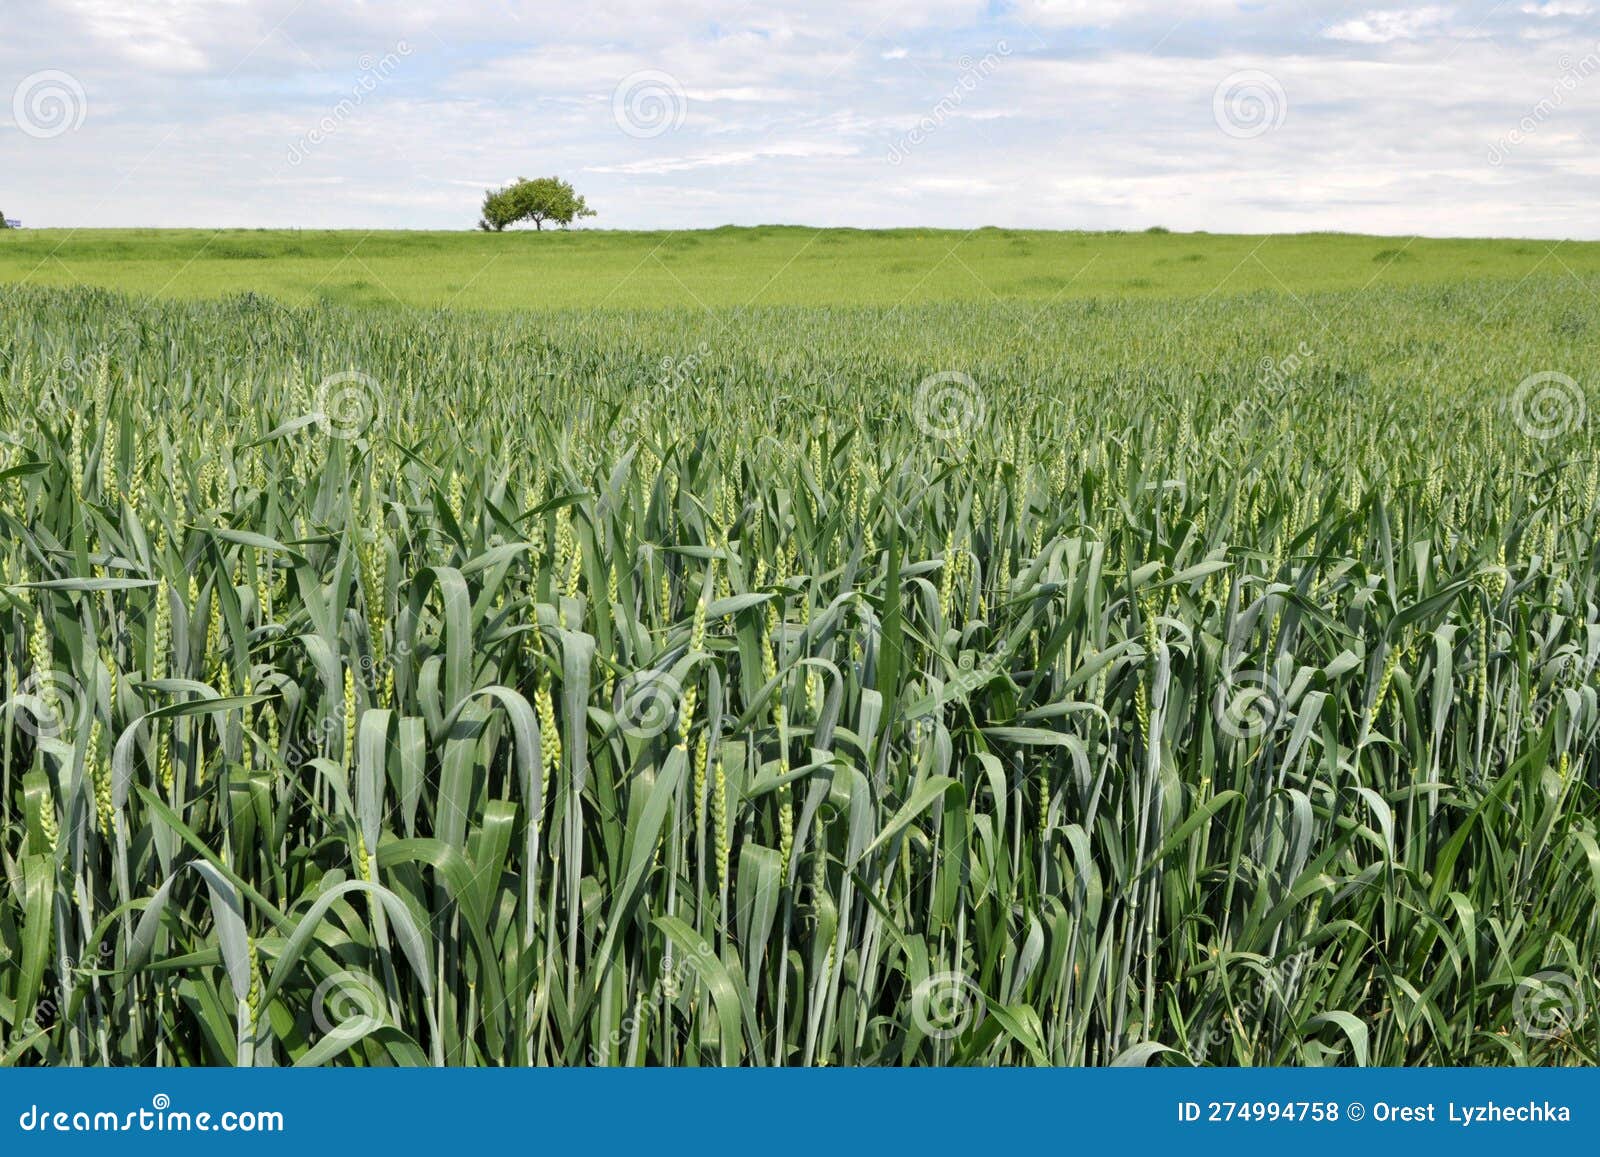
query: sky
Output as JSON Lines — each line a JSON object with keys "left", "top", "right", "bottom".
{"left": 2, "top": 0, "right": 1599, "bottom": 236}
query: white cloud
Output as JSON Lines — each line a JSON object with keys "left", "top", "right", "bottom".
{"left": 1519, "top": 1, "right": 1593, "bottom": 15}
{"left": 2, "top": 0, "right": 1599, "bottom": 237}
{"left": 1324, "top": 7, "right": 1453, "bottom": 44}
{"left": 682, "top": 87, "right": 802, "bottom": 103}
{"left": 59, "top": 0, "right": 254, "bottom": 71}
{"left": 587, "top": 141, "right": 858, "bottom": 175}
{"left": 1014, "top": 0, "right": 1237, "bottom": 27}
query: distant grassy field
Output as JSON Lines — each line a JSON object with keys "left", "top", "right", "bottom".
{"left": 1, "top": 225, "right": 1596, "bottom": 311}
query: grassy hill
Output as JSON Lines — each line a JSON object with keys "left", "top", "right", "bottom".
{"left": 1, "top": 225, "right": 1594, "bottom": 311}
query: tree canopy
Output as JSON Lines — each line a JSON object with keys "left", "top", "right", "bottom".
{"left": 478, "top": 177, "right": 596, "bottom": 231}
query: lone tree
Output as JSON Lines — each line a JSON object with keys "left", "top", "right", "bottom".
{"left": 478, "top": 177, "right": 596, "bottom": 231}
{"left": 0, "top": 213, "right": 9, "bottom": 229}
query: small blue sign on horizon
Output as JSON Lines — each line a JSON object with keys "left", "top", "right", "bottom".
{"left": 2, "top": 219, "right": 20, "bottom": 228}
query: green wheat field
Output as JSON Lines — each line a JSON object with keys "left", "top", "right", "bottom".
{"left": 0, "top": 227, "right": 1596, "bottom": 1067}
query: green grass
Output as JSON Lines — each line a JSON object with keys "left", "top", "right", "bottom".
{"left": 1, "top": 226, "right": 1597, "bottom": 311}
{"left": 0, "top": 252, "right": 1597, "bottom": 1067}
